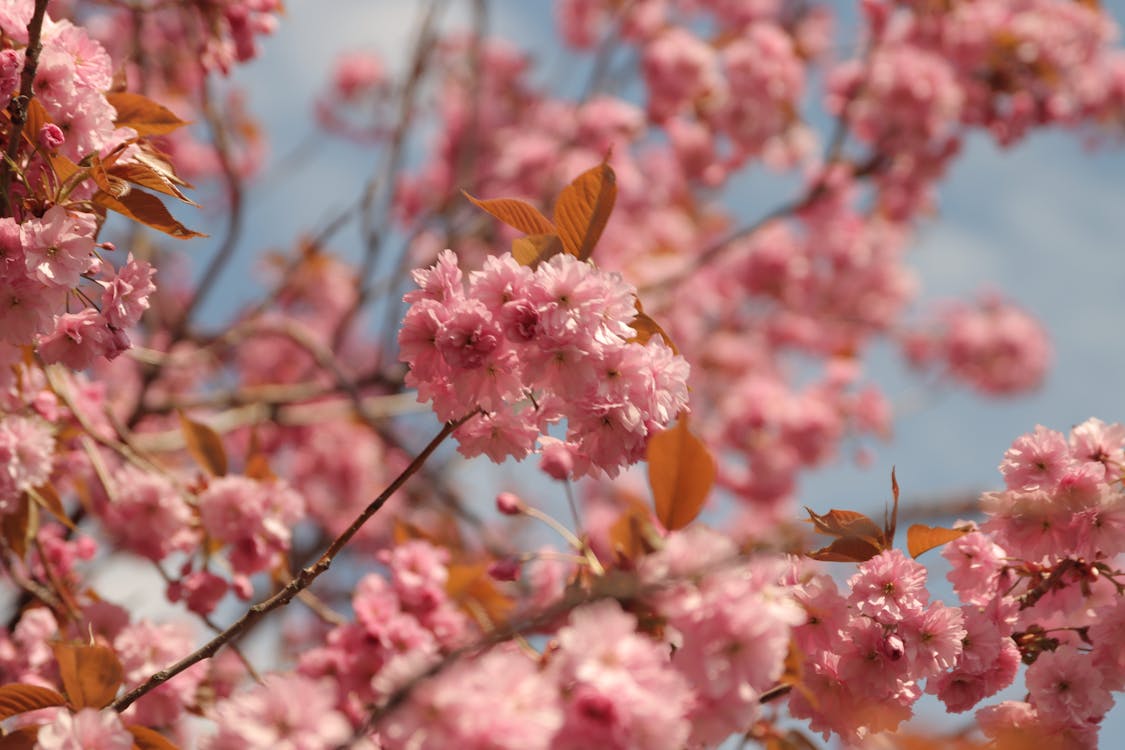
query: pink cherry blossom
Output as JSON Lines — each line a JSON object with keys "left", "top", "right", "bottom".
{"left": 35, "top": 708, "right": 133, "bottom": 750}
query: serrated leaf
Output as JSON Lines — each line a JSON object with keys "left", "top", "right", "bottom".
{"left": 647, "top": 418, "right": 715, "bottom": 531}
{"left": 52, "top": 642, "right": 123, "bottom": 709}
{"left": 907, "top": 524, "right": 971, "bottom": 559}
{"left": 127, "top": 724, "right": 183, "bottom": 750}
{"left": 463, "top": 192, "right": 556, "bottom": 236}
{"left": 110, "top": 162, "right": 196, "bottom": 205}
{"left": 177, "top": 413, "right": 228, "bottom": 476}
{"left": 93, "top": 189, "right": 205, "bottom": 239}
{"left": 552, "top": 161, "right": 616, "bottom": 261}
{"left": 511, "top": 233, "right": 562, "bottom": 267}
{"left": 106, "top": 92, "right": 190, "bottom": 136}
{"left": 0, "top": 684, "right": 66, "bottom": 720}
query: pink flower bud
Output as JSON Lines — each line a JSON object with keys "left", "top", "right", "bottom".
{"left": 487, "top": 557, "right": 521, "bottom": 582}
{"left": 496, "top": 491, "right": 524, "bottom": 515}
{"left": 38, "top": 123, "right": 65, "bottom": 150}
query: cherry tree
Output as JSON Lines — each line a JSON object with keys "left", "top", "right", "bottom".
{"left": 0, "top": 0, "right": 1123, "bottom": 747}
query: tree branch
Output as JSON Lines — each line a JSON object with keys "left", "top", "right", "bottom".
{"left": 0, "top": 0, "right": 51, "bottom": 217}
{"left": 110, "top": 410, "right": 478, "bottom": 713}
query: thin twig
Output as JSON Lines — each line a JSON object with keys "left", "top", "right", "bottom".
{"left": 110, "top": 411, "right": 478, "bottom": 713}
{"left": 173, "top": 77, "right": 246, "bottom": 336}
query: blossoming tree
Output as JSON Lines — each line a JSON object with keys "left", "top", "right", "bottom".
{"left": 0, "top": 0, "right": 1123, "bottom": 747}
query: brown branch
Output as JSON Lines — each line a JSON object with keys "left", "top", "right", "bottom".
{"left": 0, "top": 0, "right": 50, "bottom": 217}
{"left": 110, "top": 410, "right": 478, "bottom": 713}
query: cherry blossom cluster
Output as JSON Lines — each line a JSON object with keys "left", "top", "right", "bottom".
{"left": 788, "top": 549, "right": 967, "bottom": 742}
{"left": 361, "top": 530, "right": 804, "bottom": 750}
{"left": 353, "top": 0, "right": 1110, "bottom": 516}
{"left": 918, "top": 419, "right": 1125, "bottom": 748}
{"left": 0, "top": 4, "right": 159, "bottom": 371}
{"left": 902, "top": 294, "right": 1051, "bottom": 396}
{"left": 399, "top": 249, "right": 690, "bottom": 477}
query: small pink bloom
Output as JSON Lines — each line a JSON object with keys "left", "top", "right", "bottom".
{"left": 38, "top": 123, "right": 65, "bottom": 150}
{"left": 37, "top": 310, "right": 117, "bottom": 370}
{"left": 1026, "top": 648, "right": 1114, "bottom": 729}
{"left": 35, "top": 708, "right": 132, "bottom": 750}
{"left": 21, "top": 206, "right": 98, "bottom": 288}
{"left": 100, "top": 255, "right": 156, "bottom": 329}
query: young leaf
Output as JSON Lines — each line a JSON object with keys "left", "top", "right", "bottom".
{"left": 552, "top": 161, "right": 616, "bottom": 260}
{"left": 511, "top": 233, "right": 563, "bottom": 267}
{"left": 127, "top": 724, "right": 183, "bottom": 750}
{"left": 629, "top": 301, "right": 679, "bottom": 353}
{"left": 177, "top": 413, "right": 228, "bottom": 476}
{"left": 462, "top": 192, "right": 556, "bottom": 236}
{"left": 0, "top": 725, "right": 41, "bottom": 749}
{"left": 1, "top": 495, "right": 31, "bottom": 560}
{"left": 445, "top": 562, "right": 514, "bottom": 628}
{"left": 885, "top": 467, "right": 900, "bottom": 546}
{"left": 806, "top": 535, "right": 884, "bottom": 563}
{"left": 106, "top": 92, "right": 190, "bottom": 136}
{"left": 51, "top": 642, "right": 124, "bottom": 709}
{"left": 23, "top": 100, "right": 81, "bottom": 184}
{"left": 93, "top": 189, "right": 206, "bottom": 239}
{"left": 109, "top": 162, "right": 197, "bottom": 205}
{"left": 27, "top": 484, "right": 74, "bottom": 530}
{"left": 0, "top": 684, "right": 66, "bottom": 720}
{"left": 805, "top": 508, "right": 885, "bottom": 544}
{"left": 607, "top": 494, "right": 660, "bottom": 563}
{"left": 907, "top": 524, "right": 972, "bottom": 559}
{"left": 804, "top": 507, "right": 888, "bottom": 562}
{"left": 647, "top": 418, "right": 715, "bottom": 531}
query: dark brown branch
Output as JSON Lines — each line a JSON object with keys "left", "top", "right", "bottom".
{"left": 0, "top": 0, "right": 51, "bottom": 217}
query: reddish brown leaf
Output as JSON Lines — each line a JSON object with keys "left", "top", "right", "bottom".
{"left": 446, "top": 563, "right": 514, "bottom": 628}
{"left": 28, "top": 484, "right": 74, "bottom": 530}
{"left": 804, "top": 507, "right": 885, "bottom": 545}
{"left": 907, "top": 524, "right": 971, "bottom": 559}
{"left": 552, "top": 162, "right": 616, "bottom": 260}
{"left": 886, "top": 466, "right": 900, "bottom": 545}
{"left": 806, "top": 536, "right": 884, "bottom": 563}
{"left": 647, "top": 418, "right": 715, "bottom": 531}
{"left": 628, "top": 305, "right": 679, "bottom": 354}
{"left": 1, "top": 495, "right": 32, "bottom": 560}
{"left": 462, "top": 192, "right": 556, "bottom": 236}
{"left": 0, "top": 684, "right": 66, "bottom": 720}
{"left": 607, "top": 495, "right": 658, "bottom": 563}
{"left": 243, "top": 453, "right": 275, "bottom": 482}
{"left": 109, "top": 163, "right": 196, "bottom": 205}
{"left": 93, "top": 189, "right": 205, "bottom": 239}
{"left": 106, "top": 92, "right": 190, "bottom": 136}
{"left": 23, "top": 100, "right": 80, "bottom": 184}
{"left": 52, "top": 642, "right": 124, "bottom": 709}
{"left": 177, "top": 412, "right": 228, "bottom": 477}
{"left": 511, "top": 233, "right": 563, "bottom": 267}
{"left": 127, "top": 724, "right": 183, "bottom": 750}
{"left": 0, "top": 725, "right": 41, "bottom": 749}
